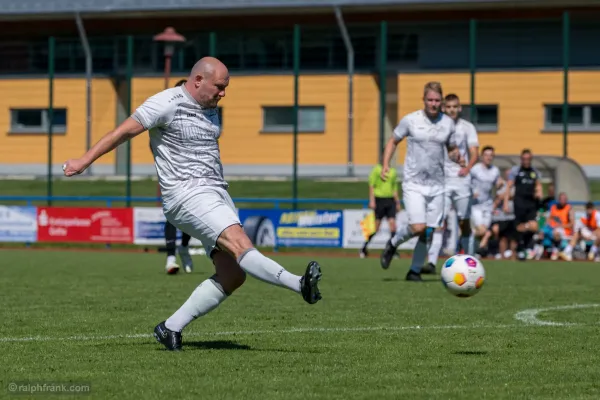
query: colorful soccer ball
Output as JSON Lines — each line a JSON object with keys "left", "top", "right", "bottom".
{"left": 440, "top": 254, "right": 486, "bottom": 297}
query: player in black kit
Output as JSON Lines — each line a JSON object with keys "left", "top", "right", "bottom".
{"left": 505, "top": 149, "right": 543, "bottom": 260}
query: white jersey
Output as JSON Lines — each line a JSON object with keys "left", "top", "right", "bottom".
{"left": 393, "top": 110, "right": 457, "bottom": 194}
{"left": 444, "top": 118, "right": 479, "bottom": 182}
{"left": 132, "top": 86, "right": 226, "bottom": 201}
{"left": 470, "top": 163, "right": 500, "bottom": 207}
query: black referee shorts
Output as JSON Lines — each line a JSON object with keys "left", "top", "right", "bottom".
{"left": 514, "top": 199, "right": 538, "bottom": 224}
{"left": 374, "top": 197, "right": 396, "bottom": 220}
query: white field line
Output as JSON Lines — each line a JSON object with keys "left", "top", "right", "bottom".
{"left": 514, "top": 303, "right": 600, "bottom": 326}
{"left": 1, "top": 303, "right": 597, "bottom": 344}
{"left": 0, "top": 323, "right": 517, "bottom": 344}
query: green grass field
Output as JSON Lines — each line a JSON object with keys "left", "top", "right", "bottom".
{"left": 0, "top": 179, "right": 368, "bottom": 209}
{"left": 2, "top": 248, "right": 600, "bottom": 399}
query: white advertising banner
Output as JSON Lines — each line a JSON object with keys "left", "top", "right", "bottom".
{"left": 133, "top": 207, "right": 202, "bottom": 246}
{"left": 342, "top": 208, "right": 458, "bottom": 254}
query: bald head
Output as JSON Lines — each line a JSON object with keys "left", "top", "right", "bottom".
{"left": 190, "top": 57, "right": 228, "bottom": 79}
{"left": 185, "top": 57, "right": 229, "bottom": 108}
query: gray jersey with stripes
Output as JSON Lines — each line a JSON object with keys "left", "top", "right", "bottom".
{"left": 132, "top": 86, "right": 226, "bottom": 201}
{"left": 470, "top": 162, "right": 500, "bottom": 207}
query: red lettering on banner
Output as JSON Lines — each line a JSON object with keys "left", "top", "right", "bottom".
{"left": 37, "top": 208, "right": 133, "bottom": 243}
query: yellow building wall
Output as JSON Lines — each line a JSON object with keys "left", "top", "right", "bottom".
{"left": 5, "top": 72, "right": 599, "bottom": 170}
{"left": 0, "top": 78, "right": 116, "bottom": 165}
{"left": 130, "top": 75, "right": 380, "bottom": 166}
{"left": 397, "top": 71, "right": 600, "bottom": 166}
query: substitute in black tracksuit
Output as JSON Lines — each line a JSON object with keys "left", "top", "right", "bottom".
{"left": 505, "top": 149, "right": 542, "bottom": 260}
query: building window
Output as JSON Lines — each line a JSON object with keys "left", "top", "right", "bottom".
{"left": 261, "top": 106, "right": 325, "bottom": 133}
{"left": 544, "top": 104, "right": 600, "bottom": 131}
{"left": 460, "top": 104, "right": 498, "bottom": 132}
{"left": 10, "top": 108, "right": 67, "bottom": 134}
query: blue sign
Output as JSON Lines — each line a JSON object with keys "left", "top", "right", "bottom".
{"left": 238, "top": 209, "right": 343, "bottom": 248}
{"left": 0, "top": 206, "right": 37, "bottom": 243}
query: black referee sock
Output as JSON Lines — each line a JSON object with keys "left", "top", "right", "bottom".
{"left": 362, "top": 233, "right": 376, "bottom": 251}
{"left": 165, "top": 221, "right": 178, "bottom": 257}
{"left": 181, "top": 232, "right": 191, "bottom": 247}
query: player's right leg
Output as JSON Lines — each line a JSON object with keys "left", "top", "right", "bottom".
{"left": 380, "top": 189, "right": 426, "bottom": 270}
{"left": 218, "top": 224, "right": 322, "bottom": 304}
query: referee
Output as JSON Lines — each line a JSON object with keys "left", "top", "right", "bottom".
{"left": 360, "top": 163, "right": 401, "bottom": 258}
{"left": 505, "top": 149, "right": 542, "bottom": 260}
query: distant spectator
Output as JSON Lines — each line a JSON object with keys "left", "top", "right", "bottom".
{"left": 539, "top": 182, "right": 556, "bottom": 212}
{"left": 539, "top": 192, "right": 573, "bottom": 260}
{"left": 561, "top": 201, "right": 600, "bottom": 262}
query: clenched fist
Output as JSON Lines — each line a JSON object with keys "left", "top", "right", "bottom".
{"left": 62, "top": 159, "right": 87, "bottom": 177}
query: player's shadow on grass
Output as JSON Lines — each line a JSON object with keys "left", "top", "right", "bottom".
{"left": 452, "top": 350, "right": 488, "bottom": 356}
{"left": 382, "top": 277, "right": 439, "bottom": 283}
{"left": 185, "top": 340, "right": 252, "bottom": 351}
{"left": 184, "top": 340, "right": 310, "bottom": 353}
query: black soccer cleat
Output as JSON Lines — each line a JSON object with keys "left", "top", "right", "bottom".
{"left": 421, "top": 262, "right": 436, "bottom": 275}
{"left": 405, "top": 270, "right": 423, "bottom": 282}
{"left": 380, "top": 240, "right": 396, "bottom": 270}
{"left": 153, "top": 321, "right": 182, "bottom": 351}
{"left": 300, "top": 261, "right": 322, "bottom": 304}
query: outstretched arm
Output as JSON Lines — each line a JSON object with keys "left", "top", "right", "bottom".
{"left": 63, "top": 118, "right": 146, "bottom": 176}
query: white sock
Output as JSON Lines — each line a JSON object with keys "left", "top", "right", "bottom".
{"left": 563, "top": 244, "right": 573, "bottom": 254}
{"left": 591, "top": 245, "right": 598, "bottom": 254}
{"left": 237, "top": 248, "right": 301, "bottom": 293}
{"left": 428, "top": 231, "right": 444, "bottom": 265}
{"left": 165, "top": 278, "right": 227, "bottom": 332}
{"left": 460, "top": 234, "right": 472, "bottom": 255}
{"left": 410, "top": 237, "right": 428, "bottom": 273}
{"left": 391, "top": 224, "right": 414, "bottom": 248}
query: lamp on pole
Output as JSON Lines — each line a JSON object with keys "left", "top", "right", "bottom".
{"left": 153, "top": 27, "right": 186, "bottom": 89}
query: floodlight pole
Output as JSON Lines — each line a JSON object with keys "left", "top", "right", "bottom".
{"left": 334, "top": 6, "right": 354, "bottom": 177}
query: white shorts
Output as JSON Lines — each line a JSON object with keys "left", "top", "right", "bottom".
{"left": 444, "top": 180, "right": 472, "bottom": 220}
{"left": 579, "top": 227, "right": 598, "bottom": 241}
{"left": 403, "top": 186, "right": 445, "bottom": 228}
{"left": 471, "top": 204, "right": 493, "bottom": 230}
{"left": 164, "top": 185, "right": 240, "bottom": 258}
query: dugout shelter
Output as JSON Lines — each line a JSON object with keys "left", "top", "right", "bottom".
{"left": 494, "top": 155, "right": 590, "bottom": 206}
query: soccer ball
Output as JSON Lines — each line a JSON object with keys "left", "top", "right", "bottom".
{"left": 440, "top": 254, "right": 485, "bottom": 297}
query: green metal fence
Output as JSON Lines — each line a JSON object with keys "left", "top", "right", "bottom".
{"left": 1, "top": 10, "right": 599, "bottom": 205}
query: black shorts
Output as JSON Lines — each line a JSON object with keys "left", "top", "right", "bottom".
{"left": 514, "top": 199, "right": 538, "bottom": 224}
{"left": 375, "top": 197, "right": 396, "bottom": 220}
{"left": 495, "top": 220, "right": 516, "bottom": 239}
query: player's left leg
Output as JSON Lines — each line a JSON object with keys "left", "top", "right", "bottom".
{"left": 406, "top": 191, "right": 445, "bottom": 281}
{"left": 425, "top": 188, "right": 453, "bottom": 274}
{"left": 155, "top": 251, "right": 246, "bottom": 350}
{"left": 453, "top": 185, "right": 474, "bottom": 255}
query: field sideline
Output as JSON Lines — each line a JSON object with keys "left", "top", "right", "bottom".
{"left": 1, "top": 248, "right": 599, "bottom": 399}
{"left": 1, "top": 178, "right": 599, "bottom": 208}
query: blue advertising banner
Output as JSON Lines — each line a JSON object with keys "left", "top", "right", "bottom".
{"left": 238, "top": 209, "right": 343, "bottom": 248}
{"left": 0, "top": 206, "right": 37, "bottom": 243}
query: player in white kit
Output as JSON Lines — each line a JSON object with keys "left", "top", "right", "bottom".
{"left": 379, "top": 82, "right": 463, "bottom": 281}
{"left": 469, "top": 146, "right": 503, "bottom": 253}
{"left": 62, "top": 57, "right": 322, "bottom": 351}
{"left": 424, "top": 94, "right": 479, "bottom": 274}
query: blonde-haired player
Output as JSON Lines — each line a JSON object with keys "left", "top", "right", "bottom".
{"left": 424, "top": 93, "right": 479, "bottom": 274}
{"left": 380, "top": 81, "right": 464, "bottom": 281}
